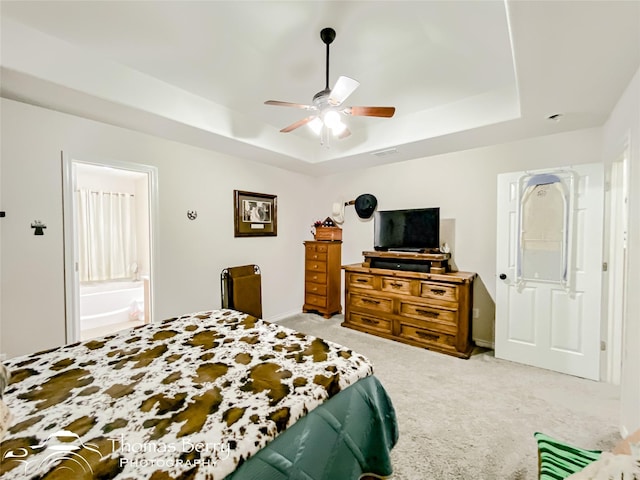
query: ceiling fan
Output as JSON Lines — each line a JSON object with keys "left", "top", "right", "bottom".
{"left": 265, "top": 27, "right": 396, "bottom": 144}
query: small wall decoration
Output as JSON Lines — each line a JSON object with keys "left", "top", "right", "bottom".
{"left": 233, "top": 190, "right": 277, "bottom": 237}
{"left": 31, "top": 220, "right": 47, "bottom": 235}
{"left": 187, "top": 210, "right": 198, "bottom": 220}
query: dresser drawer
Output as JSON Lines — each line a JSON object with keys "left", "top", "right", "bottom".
{"left": 348, "top": 273, "right": 375, "bottom": 289}
{"left": 306, "top": 271, "right": 327, "bottom": 284}
{"left": 306, "top": 251, "right": 327, "bottom": 262}
{"left": 305, "top": 293, "right": 327, "bottom": 308}
{"left": 399, "top": 301, "right": 457, "bottom": 331}
{"left": 306, "top": 243, "right": 329, "bottom": 254}
{"left": 381, "top": 277, "right": 412, "bottom": 295}
{"left": 305, "top": 282, "right": 327, "bottom": 296}
{"left": 349, "top": 293, "right": 392, "bottom": 313}
{"left": 306, "top": 260, "right": 327, "bottom": 273}
{"left": 349, "top": 312, "right": 392, "bottom": 334}
{"left": 398, "top": 323, "right": 457, "bottom": 349}
{"left": 419, "top": 282, "right": 458, "bottom": 302}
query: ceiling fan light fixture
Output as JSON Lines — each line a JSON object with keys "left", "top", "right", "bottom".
{"left": 323, "top": 110, "right": 341, "bottom": 129}
{"left": 308, "top": 117, "right": 323, "bottom": 135}
{"left": 330, "top": 121, "right": 347, "bottom": 136}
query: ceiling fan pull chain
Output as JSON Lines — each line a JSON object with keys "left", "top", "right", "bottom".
{"left": 321, "top": 124, "right": 329, "bottom": 148}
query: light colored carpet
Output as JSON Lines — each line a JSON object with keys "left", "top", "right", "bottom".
{"left": 276, "top": 313, "right": 621, "bottom": 480}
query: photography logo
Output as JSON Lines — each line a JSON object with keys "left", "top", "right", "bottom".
{"left": 109, "top": 435, "right": 230, "bottom": 468}
{"left": 3, "top": 429, "right": 104, "bottom": 475}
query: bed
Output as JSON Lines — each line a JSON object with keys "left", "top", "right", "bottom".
{"left": 0, "top": 309, "right": 398, "bottom": 479}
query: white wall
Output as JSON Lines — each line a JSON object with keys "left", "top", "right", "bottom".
{"left": 0, "top": 95, "right": 623, "bottom": 361}
{"left": 315, "top": 127, "right": 603, "bottom": 345}
{"left": 0, "top": 98, "right": 315, "bottom": 358}
{"left": 603, "top": 67, "right": 640, "bottom": 436}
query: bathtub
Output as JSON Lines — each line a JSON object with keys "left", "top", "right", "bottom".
{"left": 80, "top": 280, "right": 145, "bottom": 330}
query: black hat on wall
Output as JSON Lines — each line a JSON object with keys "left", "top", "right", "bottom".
{"left": 350, "top": 194, "right": 378, "bottom": 219}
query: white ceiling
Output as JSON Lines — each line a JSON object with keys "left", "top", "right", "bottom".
{"left": 1, "top": 1, "right": 639, "bottom": 175}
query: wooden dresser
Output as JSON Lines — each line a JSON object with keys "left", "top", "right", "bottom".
{"left": 303, "top": 241, "right": 342, "bottom": 318}
{"left": 343, "top": 252, "right": 476, "bottom": 358}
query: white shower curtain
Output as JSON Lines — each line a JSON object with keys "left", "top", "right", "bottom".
{"left": 76, "top": 189, "right": 137, "bottom": 282}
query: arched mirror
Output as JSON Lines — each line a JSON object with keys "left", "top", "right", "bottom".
{"left": 516, "top": 172, "right": 575, "bottom": 287}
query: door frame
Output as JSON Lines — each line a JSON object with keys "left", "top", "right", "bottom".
{"left": 603, "top": 140, "right": 630, "bottom": 385}
{"left": 61, "top": 152, "right": 159, "bottom": 343}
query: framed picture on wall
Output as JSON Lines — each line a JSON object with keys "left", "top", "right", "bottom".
{"left": 234, "top": 190, "right": 278, "bottom": 237}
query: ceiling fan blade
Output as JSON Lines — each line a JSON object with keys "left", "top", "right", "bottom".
{"left": 345, "top": 106, "right": 396, "bottom": 118}
{"left": 280, "top": 115, "right": 317, "bottom": 133}
{"left": 265, "top": 100, "right": 314, "bottom": 110}
{"left": 328, "top": 76, "right": 360, "bottom": 106}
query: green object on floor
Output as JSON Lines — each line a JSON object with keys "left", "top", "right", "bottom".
{"left": 534, "top": 432, "right": 602, "bottom": 479}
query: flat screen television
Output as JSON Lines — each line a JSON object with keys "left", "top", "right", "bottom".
{"left": 374, "top": 207, "right": 440, "bottom": 252}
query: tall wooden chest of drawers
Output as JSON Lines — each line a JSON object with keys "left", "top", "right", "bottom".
{"left": 303, "top": 241, "right": 342, "bottom": 318}
{"left": 343, "top": 261, "right": 476, "bottom": 358}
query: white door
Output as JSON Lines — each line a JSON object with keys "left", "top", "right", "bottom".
{"left": 495, "top": 163, "right": 604, "bottom": 380}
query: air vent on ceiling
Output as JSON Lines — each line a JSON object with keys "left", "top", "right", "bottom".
{"left": 371, "top": 147, "right": 398, "bottom": 157}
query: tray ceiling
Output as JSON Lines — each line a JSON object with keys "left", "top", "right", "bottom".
{"left": 1, "top": 1, "right": 638, "bottom": 175}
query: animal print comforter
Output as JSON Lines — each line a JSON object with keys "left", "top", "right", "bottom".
{"left": 0, "top": 310, "right": 374, "bottom": 479}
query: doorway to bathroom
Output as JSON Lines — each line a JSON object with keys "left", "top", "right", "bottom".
{"left": 62, "top": 156, "right": 158, "bottom": 342}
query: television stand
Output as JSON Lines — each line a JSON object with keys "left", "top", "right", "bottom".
{"left": 363, "top": 250, "right": 450, "bottom": 274}
{"left": 342, "top": 253, "right": 475, "bottom": 359}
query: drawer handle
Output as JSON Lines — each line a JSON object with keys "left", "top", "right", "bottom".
{"left": 362, "top": 298, "right": 380, "bottom": 305}
{"left": 362, "top": 318, "right": 379, "bottom": 325}
{"left": 313, "top": 265, "right": 318, "bottom": 269}
{"left": 356, "top": 278, "right": 368, "bottom": 283}
{"left": 311, "top": 287, "right": 317, "bottom": 292}
{"left": 389, "top": 282, "right": 404, "bottom": 288}
{"left": 312, "top": 275, "right": 318, "bottom": 280}
{"left": 430, "top": 289, "right": 447, "bottom": 296}
{"left": 416, "top": 309, "right": 439, "bottom": 318}
{"left": 416, "top": 331, "right": 439, "bottom": 341}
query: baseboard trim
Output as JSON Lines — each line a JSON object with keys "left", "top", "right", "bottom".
{"left": 474, "top": 338, "right": 495, "bottom": 349}
{"left": 266, "top": 310, "right": 301, "bottom": 323}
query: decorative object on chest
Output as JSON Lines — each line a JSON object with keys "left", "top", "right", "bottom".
{"left": 343, "top": 251, "right": 476, "bottom": 358}
{"left": 303, "top": 241, "right": 342, "bottom": 318}
{"left": 314, "top": 226, "right": 342, "bottom": 241}
{"left": 312, "top": 217, "right": 343, "bottom": 241}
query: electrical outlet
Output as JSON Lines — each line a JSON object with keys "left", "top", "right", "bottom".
{"left": 472, "top": 308, "right": 480, "bottom": 319}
